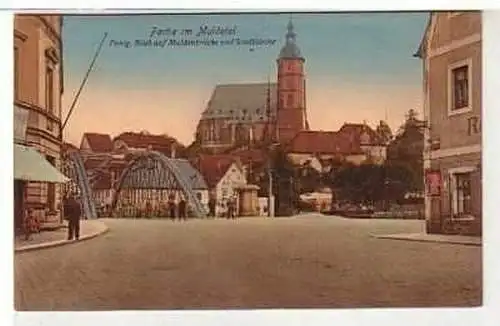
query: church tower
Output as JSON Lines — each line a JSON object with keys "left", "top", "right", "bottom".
{"left": 276, "top": 19, "right": 308, "bottom": 143}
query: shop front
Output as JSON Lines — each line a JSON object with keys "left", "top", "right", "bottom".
{"left": 13, "top": 143, "right": 69, "bottom": 234}
{"left": 425, "top": 152, "right": 482, "bottom": 236}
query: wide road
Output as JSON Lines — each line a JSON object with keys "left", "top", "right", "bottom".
{"left": 14, "top": 215, "right": 482, "bottom": 310}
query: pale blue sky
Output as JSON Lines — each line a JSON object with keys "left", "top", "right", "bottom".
{"left": 61, "top": 12, "right": 429, "bottom": 145}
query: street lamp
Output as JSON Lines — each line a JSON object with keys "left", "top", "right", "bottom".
{"left": 267, "top": 142, "right": 279, "bottom": 217}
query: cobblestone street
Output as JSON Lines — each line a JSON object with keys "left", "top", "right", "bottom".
{"left": 14, "top": 215, "right": 482, "bottom": 310}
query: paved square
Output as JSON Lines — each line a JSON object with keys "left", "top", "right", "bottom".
{"left": 14, "top": 215, "right": 482, "bottom": 310}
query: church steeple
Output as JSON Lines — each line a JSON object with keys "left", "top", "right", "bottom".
{"left": 286, "top": 20, "right": 296, "bottom": 42}
{"left": 276, "top": 18, "right": 307, "bottom": 143}
{"left": 279, "top": 18, "right": 304, "bottom": 61}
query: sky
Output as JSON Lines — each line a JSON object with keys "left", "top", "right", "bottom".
{"left": 61, "top": 12, "right": 429, "bottom": 146}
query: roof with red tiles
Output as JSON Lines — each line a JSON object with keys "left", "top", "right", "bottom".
{"left": 337, "top": 123, "right": 385, "bottom": 146}
{"left": 193, "top": 154, "right": 240, "bottom": 188}
{"left": 286, "top": 130, "right": 364, "bottom": 155}
{"left": 80, "top": 133, "right": 113, "bottom": 153}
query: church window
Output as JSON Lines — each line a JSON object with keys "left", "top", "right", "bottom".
{"left": 287, "top": 94, "right": 294, "bottom": 107}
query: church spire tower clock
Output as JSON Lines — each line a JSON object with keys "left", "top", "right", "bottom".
{"left": 276, "top": 18, "right": 308, "bottom": 143}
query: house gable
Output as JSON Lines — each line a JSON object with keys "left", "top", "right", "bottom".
{"left": 429, "top": 12, "right": 481, "bottom": 54}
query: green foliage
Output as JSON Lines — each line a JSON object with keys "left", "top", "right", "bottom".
{"left": 376, "top": 120, "right": 393, "bottom": 144}
{"left": 386, "top": 109, "right": 425, "bottom": 192}
{"left": 323, "top": 162, "right": 415, "bottom": 204}
{"left": 270, "top": 144, "right": 300, "bottom": 216}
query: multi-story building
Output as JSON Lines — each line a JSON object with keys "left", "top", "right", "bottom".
{"left": 416, "top": 12, "right": 482, "bottom": 235}
{"left": 14, "top": 15, "right": 66, "bottom": 229}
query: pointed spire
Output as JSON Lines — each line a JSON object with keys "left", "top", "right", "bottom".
{"left": 286, "top": 17, "right": 296, "bottom": 43}
{"left": 278, "top": 16, "right": 302, "bottom": 59}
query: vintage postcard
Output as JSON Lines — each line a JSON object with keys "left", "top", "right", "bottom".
{"left": 13, "top": 11, "right": 482, "bottom": 311}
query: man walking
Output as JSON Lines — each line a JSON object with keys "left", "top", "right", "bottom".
{"left": 65, "top": 195, "right": 82, "bottom": 240}
{"left": 208, "top": 198, "right": 216, "bottom": 218}
{"left": 178, "top": 198, "right": 187, "bottom": 221}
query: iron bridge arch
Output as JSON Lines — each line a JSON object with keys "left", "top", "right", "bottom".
{"left": 60, "top": 150, "right": 98, "bottom": 219}
{"left": 111, "top": 151, "right": 207, "bottom": 218}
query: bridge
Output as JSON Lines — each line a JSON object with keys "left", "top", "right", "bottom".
{"left": 61, "top": 150, "right": 207, "bottom": 219}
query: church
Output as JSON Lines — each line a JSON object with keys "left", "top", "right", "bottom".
{"left": 195, "top": 19, "right": 308, "bottom": 151}
{"left": 195, "top": 19, "right": 387, "bottom": 166}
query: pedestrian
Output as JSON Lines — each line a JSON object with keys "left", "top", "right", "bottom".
{"left": 208, "top": 198, "right": 216, "bottom": 218}
{"left": 227, "top": 199, "right": 234, "bottom": 219}
{"left": 145, "top": 200, "right": 152, "bottom": 219}
{"left": 231, "top": 198, "right": 237, "bottom": 219}
{"left": 23, "top": 209, "right": 36, "bottom": 240}
{"left": 169, "top": 200, "right": 176, "bottom": 221}
{"left": 178, "top": 198, "right": 187, "bottom": 221}
{"left": 66, "top": 195, "right": 82, "bottom": 240}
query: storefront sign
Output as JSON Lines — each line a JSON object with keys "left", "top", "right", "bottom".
{"left": 14, "top": 105, "right": 29, "bottom": 143}
{"left": 425, "top": 170, "right": 441, "bottom": 197}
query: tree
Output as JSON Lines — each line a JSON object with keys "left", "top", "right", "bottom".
{"left": 376, "top": 120, "right": 393, "bottom": 144}
{"left": 270, "top": 144, "right": 300, "bottom": 216}
{"left": 297, "top": 159, "right": 322, "bottom": 194}
{"left": 326, "top": 161, "right": 414, "bottom": 208}
{"left": 386, "top": 109, "right": 425, "bottom": 192}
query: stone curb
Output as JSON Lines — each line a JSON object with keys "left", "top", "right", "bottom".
{"left": 15, "top": 222, "right": 109, "bottom": 253}
{"left": 371, "top": 234, "right": 482, "bottom": 247}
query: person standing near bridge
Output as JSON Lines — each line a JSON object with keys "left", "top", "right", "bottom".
{"left": 178, "top": 198, "right": 187, "bottom": 221}
{"left": 168, "top": 195, "right": 176, "bottom": 221}
{"left": 65, "top": 195, "right": 82, "bottom": 241}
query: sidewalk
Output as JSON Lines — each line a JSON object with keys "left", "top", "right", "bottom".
{"left": 14, "top": 219, "right": 109, "bottom": 253}
{"left": 371, "top": 232, "right": 481, "bottom": 246}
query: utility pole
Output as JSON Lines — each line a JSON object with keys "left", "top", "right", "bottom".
{"left": 62, "top": 32, "right": 108, "bottom": 131}
{"left": 268, "top": 161, "right": 273, "bottom": 217}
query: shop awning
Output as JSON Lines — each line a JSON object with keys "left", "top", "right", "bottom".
{"left": 14, "top": 144, "right": 70, "bottom": 183}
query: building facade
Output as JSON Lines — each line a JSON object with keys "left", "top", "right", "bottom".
{"left": 194, "top": 155, "right": 248, "bottom": 216}
{"left": 417, "top": 12, "right": 482, "bottom": 235}
{"left": 14, "top": 15, "right": 64, "bottom": 227}
{"left": 196, "top": 83, "right": 278, "bottom": 152}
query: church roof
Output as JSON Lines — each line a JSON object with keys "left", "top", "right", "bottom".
{"left": 201, "top": 82, "right": 278, "bottom": 122}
